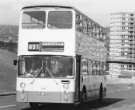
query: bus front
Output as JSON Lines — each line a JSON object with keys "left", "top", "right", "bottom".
{"left": 16, "top": 6, "right": 77, "bottom": 105}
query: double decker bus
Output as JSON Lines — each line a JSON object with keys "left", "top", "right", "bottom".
{"left": 16, "top": 5, "right": 107, "bottom": 108}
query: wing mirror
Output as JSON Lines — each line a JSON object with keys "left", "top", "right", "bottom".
{"left": 13, "top": 59, "right": 17, "bottom": 66}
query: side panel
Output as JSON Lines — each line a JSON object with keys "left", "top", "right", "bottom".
{"left": 80, "top": 57, "right": 106, "bottom": 100}
{"left": 75, "top": 31, "right": 107, "bottom": 101}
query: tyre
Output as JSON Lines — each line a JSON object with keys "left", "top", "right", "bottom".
{"left": 29, "top": 103, "right": 39, "bottom": 110}
{"left": 81, "top": 88, "right": 87, "bottom": 103}
{"left": 99, "top": 84, "right": 103, "bottom": 101}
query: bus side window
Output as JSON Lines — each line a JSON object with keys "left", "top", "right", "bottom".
{"left": 81, "top": 58, "right": 88, "bottom": 75}
{"left": 92, "top": 61, "right": 93, "bottom": 75}
{"left": 76, "top": 56, "right": 81, "bottom": 75}
{"left": 92, "top": 61, "right": 95, "bottom": 75}
{"left": 76, "top": 14, "right": 80, "bottom": 31}
{"left": 93, "top": 61, "right": 96, "bottom": 75}
{"left": 97, "top": 61, "right": 100, "bottom": 75}
{"left": 103, "top": 62, "right": 106, "bottom": 75}
{"left": 88, "top": 21, "right": 93, "bottom": 37}
{"left": 76, "top": 14, "right": 80, "bottom": 32}
{"left": 82, "top": 17, "right": 87, "bottom": 34}
{"left": 99, "top": 61, "right": 102, "bottom": 75}
{"left": 101, "top": 62, "right": 104, "bottom": 75}
{"left": 76, "top": 14, "right": 80, "bottom": 25}
{"left": 96, "top": 61, "right": 99, "bottom": 75}
{"left": 88, "top": 60, "right": 92, "bottom": 75}
{"left": 95, "top": 61, "right": 97, "bottom": 75}
{"left": 95, "top": 61, "right": 98, "bottom": 75}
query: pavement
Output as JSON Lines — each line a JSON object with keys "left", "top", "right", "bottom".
{"left": 0, "top": 49, "right": 16, "bottom": 94}
{"left": 107, "top": 83, "right": 135, "bottom": 95}
{"left": 0, "top": 91, "right": 16, "bottom": 96}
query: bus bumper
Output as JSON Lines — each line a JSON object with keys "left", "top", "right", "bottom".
{"left": 16, "top": 91, "right": 75, "bottom": 104}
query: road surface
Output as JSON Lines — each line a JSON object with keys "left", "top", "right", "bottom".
{"left": 0, "top": 85, "right": 135, "bottom": 110}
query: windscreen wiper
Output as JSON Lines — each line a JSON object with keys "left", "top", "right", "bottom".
{"left": 46, "top": 67, "right": 59, "bottom": 85}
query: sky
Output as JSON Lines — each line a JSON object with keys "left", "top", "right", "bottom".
{"left": 1, "top": 0, "right": 135, "bottom": 26}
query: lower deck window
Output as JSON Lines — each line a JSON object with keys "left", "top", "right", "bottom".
{"left": 18, "top": 55, "right": 73, "bottom": 78}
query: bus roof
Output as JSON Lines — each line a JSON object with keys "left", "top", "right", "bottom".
{"left": 22, "top": 5, "right": 73, "bottom": 10}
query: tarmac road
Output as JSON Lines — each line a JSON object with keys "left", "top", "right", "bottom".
{"left": 0, "top": 86, "right": 135, "bottom": 110}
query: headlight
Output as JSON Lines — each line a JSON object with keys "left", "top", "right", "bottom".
{"left": 20, "top": 82, "right": 26, "bottom": 89}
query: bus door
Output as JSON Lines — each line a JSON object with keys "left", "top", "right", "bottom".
{"left": 74, "top": 55, "right": 81, "bottom": 102}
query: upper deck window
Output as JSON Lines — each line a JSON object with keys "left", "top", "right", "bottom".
{"left": 22, "top": 11, "right": 46, "bottom": 29}
{"left": 48, "top": 11, "right": 72, "bottom": 29}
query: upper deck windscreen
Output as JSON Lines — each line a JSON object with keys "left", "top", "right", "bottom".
{"left": 22, "top": 11, "right": 46, "bottom": 29}
{"left": 48, "top": 11, "right": 72, "bottom": 29}
{"left": 22, "top": 9, "right": 72, "bottom": 29}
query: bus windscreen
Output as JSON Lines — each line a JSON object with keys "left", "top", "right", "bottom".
{"left": 18, "top": 56, "right": 74, "bottom": 78}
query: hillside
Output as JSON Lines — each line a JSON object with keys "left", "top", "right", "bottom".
{"left": 0, "top": 49, "right": 17, "bottom": 92}
{"left": 0, "top": 25, "right": 18, "bottom": 42}
{"left": 0, "top": 25, "right": 18, "bottom": 53}
{"left": 0, "top": 25, "right": 18, "bottom": 92}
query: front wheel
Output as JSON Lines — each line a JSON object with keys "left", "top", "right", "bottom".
{"left": 29, "top": 103, "right": 39, "bottom": 110}
{"left": 99, "top": 85, "right": 103, "bottom": 101}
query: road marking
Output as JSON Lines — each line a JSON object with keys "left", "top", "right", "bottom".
{"left": 0, "top": 104, "right": 16, "bottom": 109}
